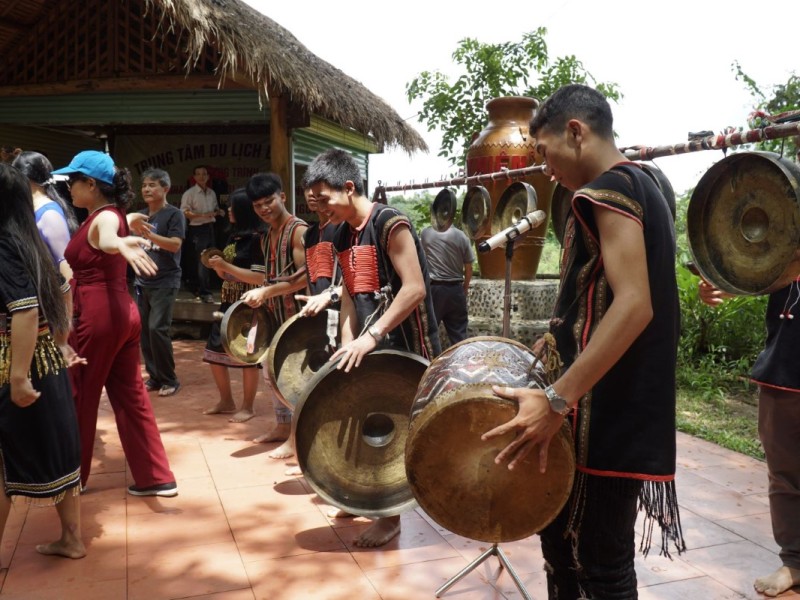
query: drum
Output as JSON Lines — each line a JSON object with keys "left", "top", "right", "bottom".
{"left": 294, "top": 349, "right": 429, "bottom": 518}
{"left": 405, "top": 336, "right": 575, "bottom": 543}
{"left": 266, "top": 311, "right": 336, "bottom": 410}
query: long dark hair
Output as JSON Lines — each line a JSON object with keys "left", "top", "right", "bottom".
{"left": 229, "top": 188, "right": 263, "bottom": 236}
{"left": 0, "top": 164, "right": 69, "bottom": 333}
{"left": 12, "top": 151, "right": 79, "bottom": 233}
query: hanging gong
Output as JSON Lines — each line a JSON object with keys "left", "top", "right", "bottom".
{"left": 687, "top": 151, "right": 800, "bottom": 295}
{"left": 549, "top": 184, "right": 572, "bottom": 246}
{"left": 266, "top": 312, "right": 337, "bottom": 410}
{"left": 461, "top": 186, "right": 491, "bottom": 240}
{"left": 431, "top": 188, "right": 458, "bottom": 232}
{"left": 638, "top": 162, "right": 677, "bottom": 221}
{"left": 200, "top": 247, "right": 225, "bottom": 269}
{"left": 492, "top": 181, "right": 538, "bottom": 235}
{"left": 294, "top": 350, "right": 429, "bottom": 518}
{"left": 220, "top": 300, "right": 277, "bottom": 365}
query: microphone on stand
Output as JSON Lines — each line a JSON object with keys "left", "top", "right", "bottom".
{"left": 477, "top": 210, "right": 547, "bottom": 253}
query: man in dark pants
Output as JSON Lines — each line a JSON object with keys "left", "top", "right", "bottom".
{"left": 180, "top": 165, "right": 221, "bottom": 303}
{"left": 420, "top": 224, "right": 474, "bottom": 345}
{"left": 483, "top": 84, "right": 685, "bottom": 599}
{"left": 134, "top": 168, "right": 185, "bottom": 397}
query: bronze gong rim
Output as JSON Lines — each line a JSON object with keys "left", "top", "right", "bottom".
{"left": 293, "top": 349, "right": 430, "bottom": 518}
{"left": 200, "top": 247, "right": 225, "bottom": 269}
{"left": 492, "top": 181, "right": 538, "bottom": 235}
{"left": 266, "top": 312, "right": 335, "bottom": 410}
{"left": 219, "top": 300, "right": 277, "bottom": 365}
{"left": 688, "top": 151, "right": 800, "bottom": 295}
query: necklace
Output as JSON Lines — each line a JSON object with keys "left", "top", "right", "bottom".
{"left": 90, "top": 203, "right": 112, "bottom": 215}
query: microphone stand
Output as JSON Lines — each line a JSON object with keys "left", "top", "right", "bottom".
{"left": 436, "top": 229, "right": 536, "bottom": 600}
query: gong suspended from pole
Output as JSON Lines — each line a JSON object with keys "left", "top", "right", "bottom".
{"left": 688, "top": 151, "right": 800, "bottom": 295}
{"left": 461, "top": 185, "right": 491, "bottom": 240}
{"left": 431, "top": 187, "right": 458, "bottom": 232}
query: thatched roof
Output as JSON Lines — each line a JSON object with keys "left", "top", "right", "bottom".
{"left": 149, "top": 0, "right": 428, "bottom": 153}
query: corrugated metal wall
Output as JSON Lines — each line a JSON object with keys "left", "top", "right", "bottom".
{"left": 292, "top": 128, "right": 369, "bottom": 181}
{"left": 0, "top": 90, "right": 267, "bottom": 126}
{"left": 0, "top": 124, "right": 102, "bottom": 168}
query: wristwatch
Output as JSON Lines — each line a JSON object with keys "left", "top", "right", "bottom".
{"left": 367, "top": 325, "right": 384, "bottom": 343}
{"left": 329, "top": 287, "right": 340, "bottom": 303}
{"left": 544, "top": 385, "right": 571, "bottom": 416}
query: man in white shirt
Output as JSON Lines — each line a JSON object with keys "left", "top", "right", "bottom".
{"left": 180, "top": 165, "right": 221, "bottom": 303}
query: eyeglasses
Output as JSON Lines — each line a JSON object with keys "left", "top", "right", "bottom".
{"left": 65, "top": 175, "right": 88, "bottom": 189}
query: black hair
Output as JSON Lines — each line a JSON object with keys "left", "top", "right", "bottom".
{"left": 229, "top": 188, "right": 263, "bottom": 235}
{"left": 12, "top": 151, "right": 79, "bottom": 233}
{"left": 141, "top": 168, "right": 171, "bottom": 189}
{"left": 303, "top": 149, "right": 364, "bottom": 195}
{"left": 246, "top": 172, "right": 283, "bottom": 201}
{"left": 0, "top": 164, "right": 69, "bottom": 334}
{"left": 92, "top": 167, "right": 136, "bottom": 209}
{"left": 529, "top": 84, "right": 614, "bottom": 140}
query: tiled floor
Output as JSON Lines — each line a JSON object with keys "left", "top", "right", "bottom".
{"left": 1, "top": 339, "right": 798, "bottom": 599}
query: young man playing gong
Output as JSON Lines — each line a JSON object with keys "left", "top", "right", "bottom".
{"left": 483, "top": 84, "right": 685, "bottom": 598}
{"left": 304, "top": 148, "right": 440, "bottom": 547}
{"left": 240, "top": 173, "right": 307, "bottom": 458}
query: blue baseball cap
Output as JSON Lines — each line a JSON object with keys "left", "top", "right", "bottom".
{"left": 52, "top": 150, "right": 115, "bottom": 185}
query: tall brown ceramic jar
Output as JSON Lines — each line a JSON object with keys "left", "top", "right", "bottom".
{"left": 466, "top": 96, "right": 554, "bottom": 280}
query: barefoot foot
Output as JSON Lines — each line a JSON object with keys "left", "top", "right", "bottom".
{"left": 285, "top": 465, "right": 302, "bottom": 476}
{"left": 253, "top": 423, "right": 290, "bottom": 444}
{"left": 229, "top": 409, "right": 255, "bottom": 423}
{"left": 754, "top": 565, "right": 800, "bottom": 597}
{"left": 354, "top": 516, "right": 401, "bottom": 548}
{"left": 35, "top": 540, "right": 87, "bottom": 560}
{"left": 203, "top": 402, "right": 237, "bottom": 415}
{"left": 267, "top": 439, "right": 295, "bottom": 459}
{"left": 327, "top": 507, "right": 355, "bottom": 519}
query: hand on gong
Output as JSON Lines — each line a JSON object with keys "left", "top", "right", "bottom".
{"left": 482, "top": 386, "right": 564, "bottom": 473}
{"left": 329, "top": 333, "right": 377, "bottom": 373}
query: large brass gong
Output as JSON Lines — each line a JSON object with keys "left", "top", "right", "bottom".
{"left": 294, "top": 350, "right": 429, "bottom": 518}
{"left": 266, "top": 312, "right": 336, "bottom": 410}
{"left": 220, "top": 300, "right": 277, "bottom": 365}
{"left": 688, "top": 151, "right": 800, "bottom": 295}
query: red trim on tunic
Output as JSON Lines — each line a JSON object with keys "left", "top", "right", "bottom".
{"left": 306, "top": 242, "right": 335, "bottom": 283}
{"left": 750, "top": 378, "right": 800, "bottom": 394}
{"left": 339, "top": 246, "right": 380, "bottom": 294}
{"left": 577, "top": 465, "right": 676, "bottom": 482}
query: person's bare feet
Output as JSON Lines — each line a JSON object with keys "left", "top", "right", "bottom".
{"left": 253, "top": 423, "right": 290, "bottom": 444}
{"left": 754, "top": 565, "right": 800, "bottom": 597}
{"left": 229, "top": 409, "right": 255, "bottom": 423}
{"left": 267, "top": 439, "right": 294, "bottom": 459}
{"left": 203, "top": 402, "right": 236, "bottom": 415}
{"left": 354, "top": 516, "right": 401, "bottom": 548}
{"left": 35, "top": 539, "right": 87, "bottom": 560}
{"left": 284, "top": 465, "right": 302, "bottom": 476}
{"left": 327, "top": 506, "right": 355, "bottom": 519}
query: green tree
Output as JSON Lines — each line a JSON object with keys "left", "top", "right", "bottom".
{"left": 406, "top": 28, "right": 622, "bottom": 167}
{"left": 733, "top": 61, "right": 800, "bottom": 156}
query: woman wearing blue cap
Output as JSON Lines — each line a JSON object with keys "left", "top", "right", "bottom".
{"left": 54, "top": 150, "right": 178, "bottom": 497}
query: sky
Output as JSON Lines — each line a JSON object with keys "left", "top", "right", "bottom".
{"left": 243, "top": 0, "right": 799, "bottom": 196}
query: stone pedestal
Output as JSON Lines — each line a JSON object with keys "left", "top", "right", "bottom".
{"left": 438, "top": 278, "right": 558, "bottom": 350}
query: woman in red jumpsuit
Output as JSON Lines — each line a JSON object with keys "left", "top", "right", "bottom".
{"left": 55, "top": 151, "right": 177, "bottom": 497}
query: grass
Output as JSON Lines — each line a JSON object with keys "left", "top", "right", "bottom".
{"left": 676, "top": 365, "right": 764, "bottom": 461}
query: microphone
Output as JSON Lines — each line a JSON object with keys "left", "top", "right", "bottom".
{"left": 478, "top": 210, "right": 547, "bottom": 253}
